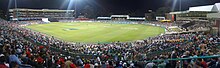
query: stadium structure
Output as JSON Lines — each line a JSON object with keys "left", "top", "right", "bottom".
{"left": 169, "top": 3, "right": 220, "bottom": 35}
{"left": 9, "top": 8, "right": 75, "bottom": 21}
{"left": 97, "top": 15, "right": 145, "bottom": 21}
{"left": 169, "top": 3, "right": 220, "bottom": 21}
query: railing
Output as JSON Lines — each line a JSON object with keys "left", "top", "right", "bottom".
{"left": 19, "top": 25, "right": 220, "bottom": 68}
{"left": 23, "top": 35, "right": 220, "bottom": 68}
{"left": 143, "top": 55, "right": 220, "bottom": 68}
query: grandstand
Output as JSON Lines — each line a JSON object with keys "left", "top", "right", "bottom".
{"left": 97, "top": 15, "right": 145, "bottom": 21}
{"left": 9, "top": 8, "right": 75, "bottom": 21}
{"left": 170, "top": 3, "right": 220, "bottom": 21}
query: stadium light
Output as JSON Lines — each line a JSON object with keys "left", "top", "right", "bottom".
{"left": 66, "top": 0, "right": 74, "bottom": 17}
{"left": 67, "top": 0, "right": 80, "bottom": 19}
{"left": 171, "top": 0, "right": 182, "bottom": 11}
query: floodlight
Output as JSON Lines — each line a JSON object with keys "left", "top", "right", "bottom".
{"left": 172, "top": 0, "right": 182, "bottom": 11}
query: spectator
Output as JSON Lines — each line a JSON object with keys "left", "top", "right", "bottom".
{"left": 0, "top": 54, "right": 8, "bottom": 68}
{"left": 0, "top": 19, "right": 219, "bottom": 68}
{"left": 9, "top": 50, "right": 21, "bottom": 66}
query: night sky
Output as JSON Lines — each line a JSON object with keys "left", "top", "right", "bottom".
{"left": 0, "top": 0, "right": 220, "bottom": 16}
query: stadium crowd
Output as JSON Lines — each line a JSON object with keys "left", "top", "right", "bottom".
{"left": 0, "top": 19, "right": 220, "bottom": 68}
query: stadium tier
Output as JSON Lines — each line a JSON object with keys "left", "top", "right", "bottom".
{"left": 169, "top": 3, "right": 220, "bottom": 21}
{"left": 9, "top": 8, "right": 75, "bottom": 21}
{"left": 97, "top": 15, "right": 145, "bottom": 21}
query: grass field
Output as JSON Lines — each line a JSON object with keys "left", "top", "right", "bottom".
{"left": 25, "top": 22, "right": 165, "bottom": 43}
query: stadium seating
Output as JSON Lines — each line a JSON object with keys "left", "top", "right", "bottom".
{"left": 181, "top": 22, "right": 195, "bottom": 29}
{"left": 0, "top": 18, "right": 220, "bottom": 68}
{"left": 48, "top": 18, "right": 59, "bottom": 22}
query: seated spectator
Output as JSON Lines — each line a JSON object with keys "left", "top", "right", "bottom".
{"left": 0, "top": 54, "right": 9, "bottom": 68}
{"left": 10, "top": 62, "right": 19, "bottom": 68}
{"left": 64, "top": 58, "right": 75, "bottom": 68}
{"left": 9, "top": 50, "right": 21, "bottom": 66}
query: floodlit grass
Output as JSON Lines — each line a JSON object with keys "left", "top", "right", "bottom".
{"left": 25, "top": 22, "right": 165, "bottom": 43}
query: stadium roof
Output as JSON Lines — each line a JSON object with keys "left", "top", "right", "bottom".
{"left": 213, "top": 3, "right": 220, "bottom": 12}
{"left": 97, "top": 17, "right": 111, "bottom": 20}
{"left": 169, "top": 11, "right": 189, "bottom": 14}
{"left": 128, "top": 17, "right": 145, "bottom": 20}
{"left": 110, "top": 15, "right": 129, "bottom": 18}
{"left": 9, "top": 8, "right": 75, "bottom": 12}
{"left": 170, "top": 2, "right": 220, "bottom": 14}
{"left": 189, "top": 5, "right": 214, "bottom": 12}
{"left": 97, "top": 15, "right": 145, "bottom": 20}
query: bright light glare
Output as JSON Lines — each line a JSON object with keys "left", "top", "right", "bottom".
{"left": 67, "top": 0, "right": 74, "bottom": 11}
{"left": 171, "top": 0, "right": 178, "bottom": 11}
{"left": 8, "top": 0, "right": 13, "bottom": 9}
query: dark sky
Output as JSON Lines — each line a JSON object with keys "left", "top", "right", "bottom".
{"left": 0, "top": 0, "right": 220, "bottom": 16}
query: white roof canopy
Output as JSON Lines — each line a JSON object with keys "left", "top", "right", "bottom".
{"left": 170, "top": 3, "right": 220, "bottom": 14}
{"left": 111, "top": 15, "right": 129, "bottom": 18}
{"left": 213, "top": 3, "right": 220, "bottom": 12}
{"left": 189, "top": 5, "right": 214, "bottom": 12}
{"left": 97, "top": 17, "right": 111, "bottom": 19}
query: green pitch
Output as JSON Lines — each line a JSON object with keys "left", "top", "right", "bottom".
{"left": 25, "top": 22, "right": 165, "bottom": 43}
